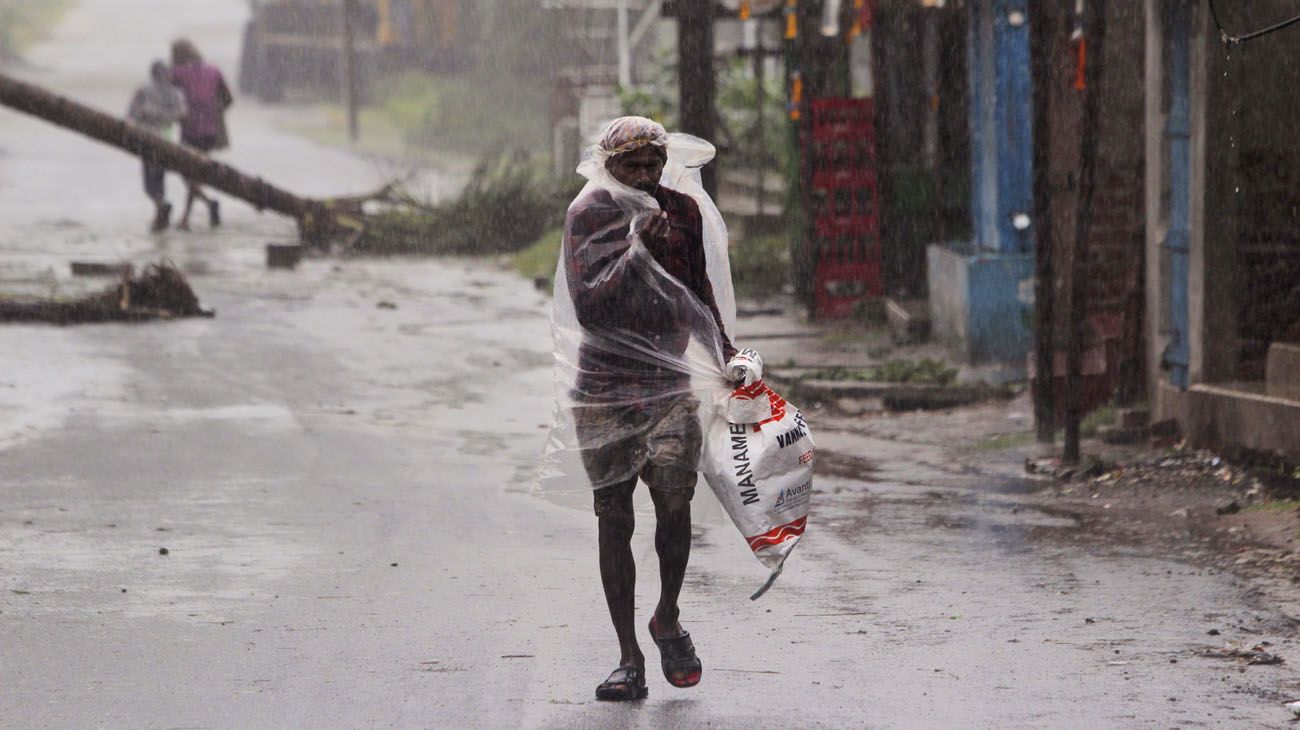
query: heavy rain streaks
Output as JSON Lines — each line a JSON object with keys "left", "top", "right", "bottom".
{"left": 3, "top": 1, "right": 1300, "bottom": 728}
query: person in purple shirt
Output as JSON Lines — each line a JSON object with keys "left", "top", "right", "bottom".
{"left": 169, "top": 39, "right": 232, "bottom": 231}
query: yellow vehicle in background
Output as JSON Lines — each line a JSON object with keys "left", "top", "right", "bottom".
{"left": 237, "top": 0, "right": 472, "bottom": 102}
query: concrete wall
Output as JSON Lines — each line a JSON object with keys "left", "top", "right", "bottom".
{"left": 1267, "top": 343, "right": 1300, "bottom": 400}
{"left": 1187, "top": 384, "right": 1300, "bottom": 459}
{"left": 928, "top": 243, "right": 971, "bottom": 351}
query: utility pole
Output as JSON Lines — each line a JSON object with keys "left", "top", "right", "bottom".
{"left": 1030, "top": 3, "right": 1056, "bottom": 443}
{"left": 755, "top": 26, "right": 767, "bottom": 215}
{"left": 340, "top": 0, "right": 360, "bottom": 143}
{"left": 678, "top": 0, "right": 718, "bottom": 197}
{"left": 1064, "top": 0, "right": 1106, "bottom": 464}
{"left": 617, "top": 0, "right": 632, "bottom": 89}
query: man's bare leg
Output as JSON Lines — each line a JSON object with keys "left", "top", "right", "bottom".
{"left": 650, "top": 490, "right": 690, "bottom": 636}
{"left": 650, "top": 488, "right": 691, "bottom": 631}
{"left": 596, "top": 481, "right": 644, "bottom": 673}
{"left": 648, "top": 488, "right": 701, "bottom": 686}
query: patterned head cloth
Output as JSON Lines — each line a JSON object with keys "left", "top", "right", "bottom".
{"left": 598, "top": 116, "right": 670, "bottom": 158}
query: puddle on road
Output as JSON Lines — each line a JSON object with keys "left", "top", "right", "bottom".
{"left": 814, "top": 449, "right": 881, "bottom": 482}
{"left": 513, "top": 443, "right": 1079, "bottom": 553}
{"left": 813, "top": 447, "right": 1082, "bottom": 556}
{"left": 35, "top": 218, "right": 85, "bottom": 230}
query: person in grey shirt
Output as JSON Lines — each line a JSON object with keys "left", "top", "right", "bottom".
{"left": 127, "top": 60, "right": 187, "bottom": 232}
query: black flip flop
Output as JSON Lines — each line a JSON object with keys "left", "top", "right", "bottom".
{"left": 595, "top": 665, "right": 648, "bottom": 701}
{"left": 649, "top": 616, "right": 702, "bottom": 688}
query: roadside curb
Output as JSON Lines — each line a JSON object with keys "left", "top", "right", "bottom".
{"left": 768, "top": 371, "right": 1015, "bottom": 411}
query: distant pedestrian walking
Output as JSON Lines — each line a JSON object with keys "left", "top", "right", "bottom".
{"left": 126, "top": 60, "right": 186, "bottom": 232}
{"left": 169, "top": 38, "right": 232, "bottom": 231}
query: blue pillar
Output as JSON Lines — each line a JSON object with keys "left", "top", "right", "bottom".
{"left": 928, "top": 0, "right": 1035, "bottom": 365}
{"left": 969, "top": 0, "right": 1033, "bottom": 253}
{"left": 1163, "top": 0, "right": 1191, "bottom": 389}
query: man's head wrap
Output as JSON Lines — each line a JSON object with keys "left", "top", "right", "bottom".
{"left": 597, "top": 116, "right": 669, "bottom": 160}
{"left": 576, "top": 116, "right": 718, "bottom": 196}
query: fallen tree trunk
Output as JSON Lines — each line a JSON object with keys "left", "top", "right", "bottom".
{"left": 0, "top": 71, "right": 333, "bottom": 240}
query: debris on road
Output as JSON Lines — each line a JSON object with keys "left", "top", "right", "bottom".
{"left": 266, "top": 244, "right": 304, "bottom": 270}
{"left": 1025, "top": 455, "right": 1110, "bottom": 480}
{"left": 1215, "top": 500, "right": 1241, "bottom": 516}
{"left": 0, "top": 261, "right": 212, "bottom": 325}
{"left": 1030, "top": 450, "right": 1276, "bottom": 493}
{"left": 1198, "top": 644, "right": 1284, "bottom": 666}
{"left": 70, "top": 261, "right": 132, "bottom": 277}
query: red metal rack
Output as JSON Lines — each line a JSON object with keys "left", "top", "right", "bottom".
{"left": 804, "top": 98, "right": 882, "bottom": 318}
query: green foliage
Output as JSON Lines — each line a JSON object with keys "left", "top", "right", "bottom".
{"left": 513, "top": 227, "right": 564, "bottom": 282}
{"left": 375, "top": 72, "right": 550, "bottom": 157}
{"left": 0, "top": 0, "right": 72, "bottom": 58}
{"left": 1080, "top": 405, "right": 1116, "bottom": 438}
{"left": 354, "top": 156, "right": 582, "bottom": 256}
{"left": 1245, "top": 499, "right": 1300, "bottom": 514}
{"left": 729, "top": 233, "right": 792, "bottom": 297}
{"left": 801, "top": 358, "right": 959, "bottom": 386}
{"left": 973, "top": 432, "right": 1036, "bottom": 451}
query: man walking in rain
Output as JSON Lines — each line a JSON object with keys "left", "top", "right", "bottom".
{"left": 549, "top": 116, "right": 749, "bottom": 701}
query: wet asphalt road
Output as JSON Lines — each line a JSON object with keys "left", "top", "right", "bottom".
{"left": 3, "top": 2, "right": 1300, "bottom": 728}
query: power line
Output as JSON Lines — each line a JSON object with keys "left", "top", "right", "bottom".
{"left": 1207, "top": 0, "right": 1300, "bottom": 46}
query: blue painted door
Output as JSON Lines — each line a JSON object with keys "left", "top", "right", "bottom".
{"left": 1162, "top": 0, "right": 1191, "bottom": 389}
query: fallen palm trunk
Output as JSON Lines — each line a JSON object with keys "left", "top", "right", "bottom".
{"left": 0, "top": 71, "right": 337, "bottom": 241}
{"left": 0, "top": 262, "right": 213, "bottom": 325}
{"left": 0, "top": 71, "right": 574, "bottom": 253}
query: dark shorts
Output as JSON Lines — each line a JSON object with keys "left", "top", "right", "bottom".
{"left": 142, "top": 157, "right": 165, "bottom": 200}
{"left": 574, "top": 395, "right": 702, "bottom": 516}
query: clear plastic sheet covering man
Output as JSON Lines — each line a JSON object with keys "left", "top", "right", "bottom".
{"left": 538, "top": 117, "right": 737, "bottom": 495}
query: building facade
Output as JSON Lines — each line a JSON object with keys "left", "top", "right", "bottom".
{"left": 1144, "top": 0, "right": 1300, "bottom": 457}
